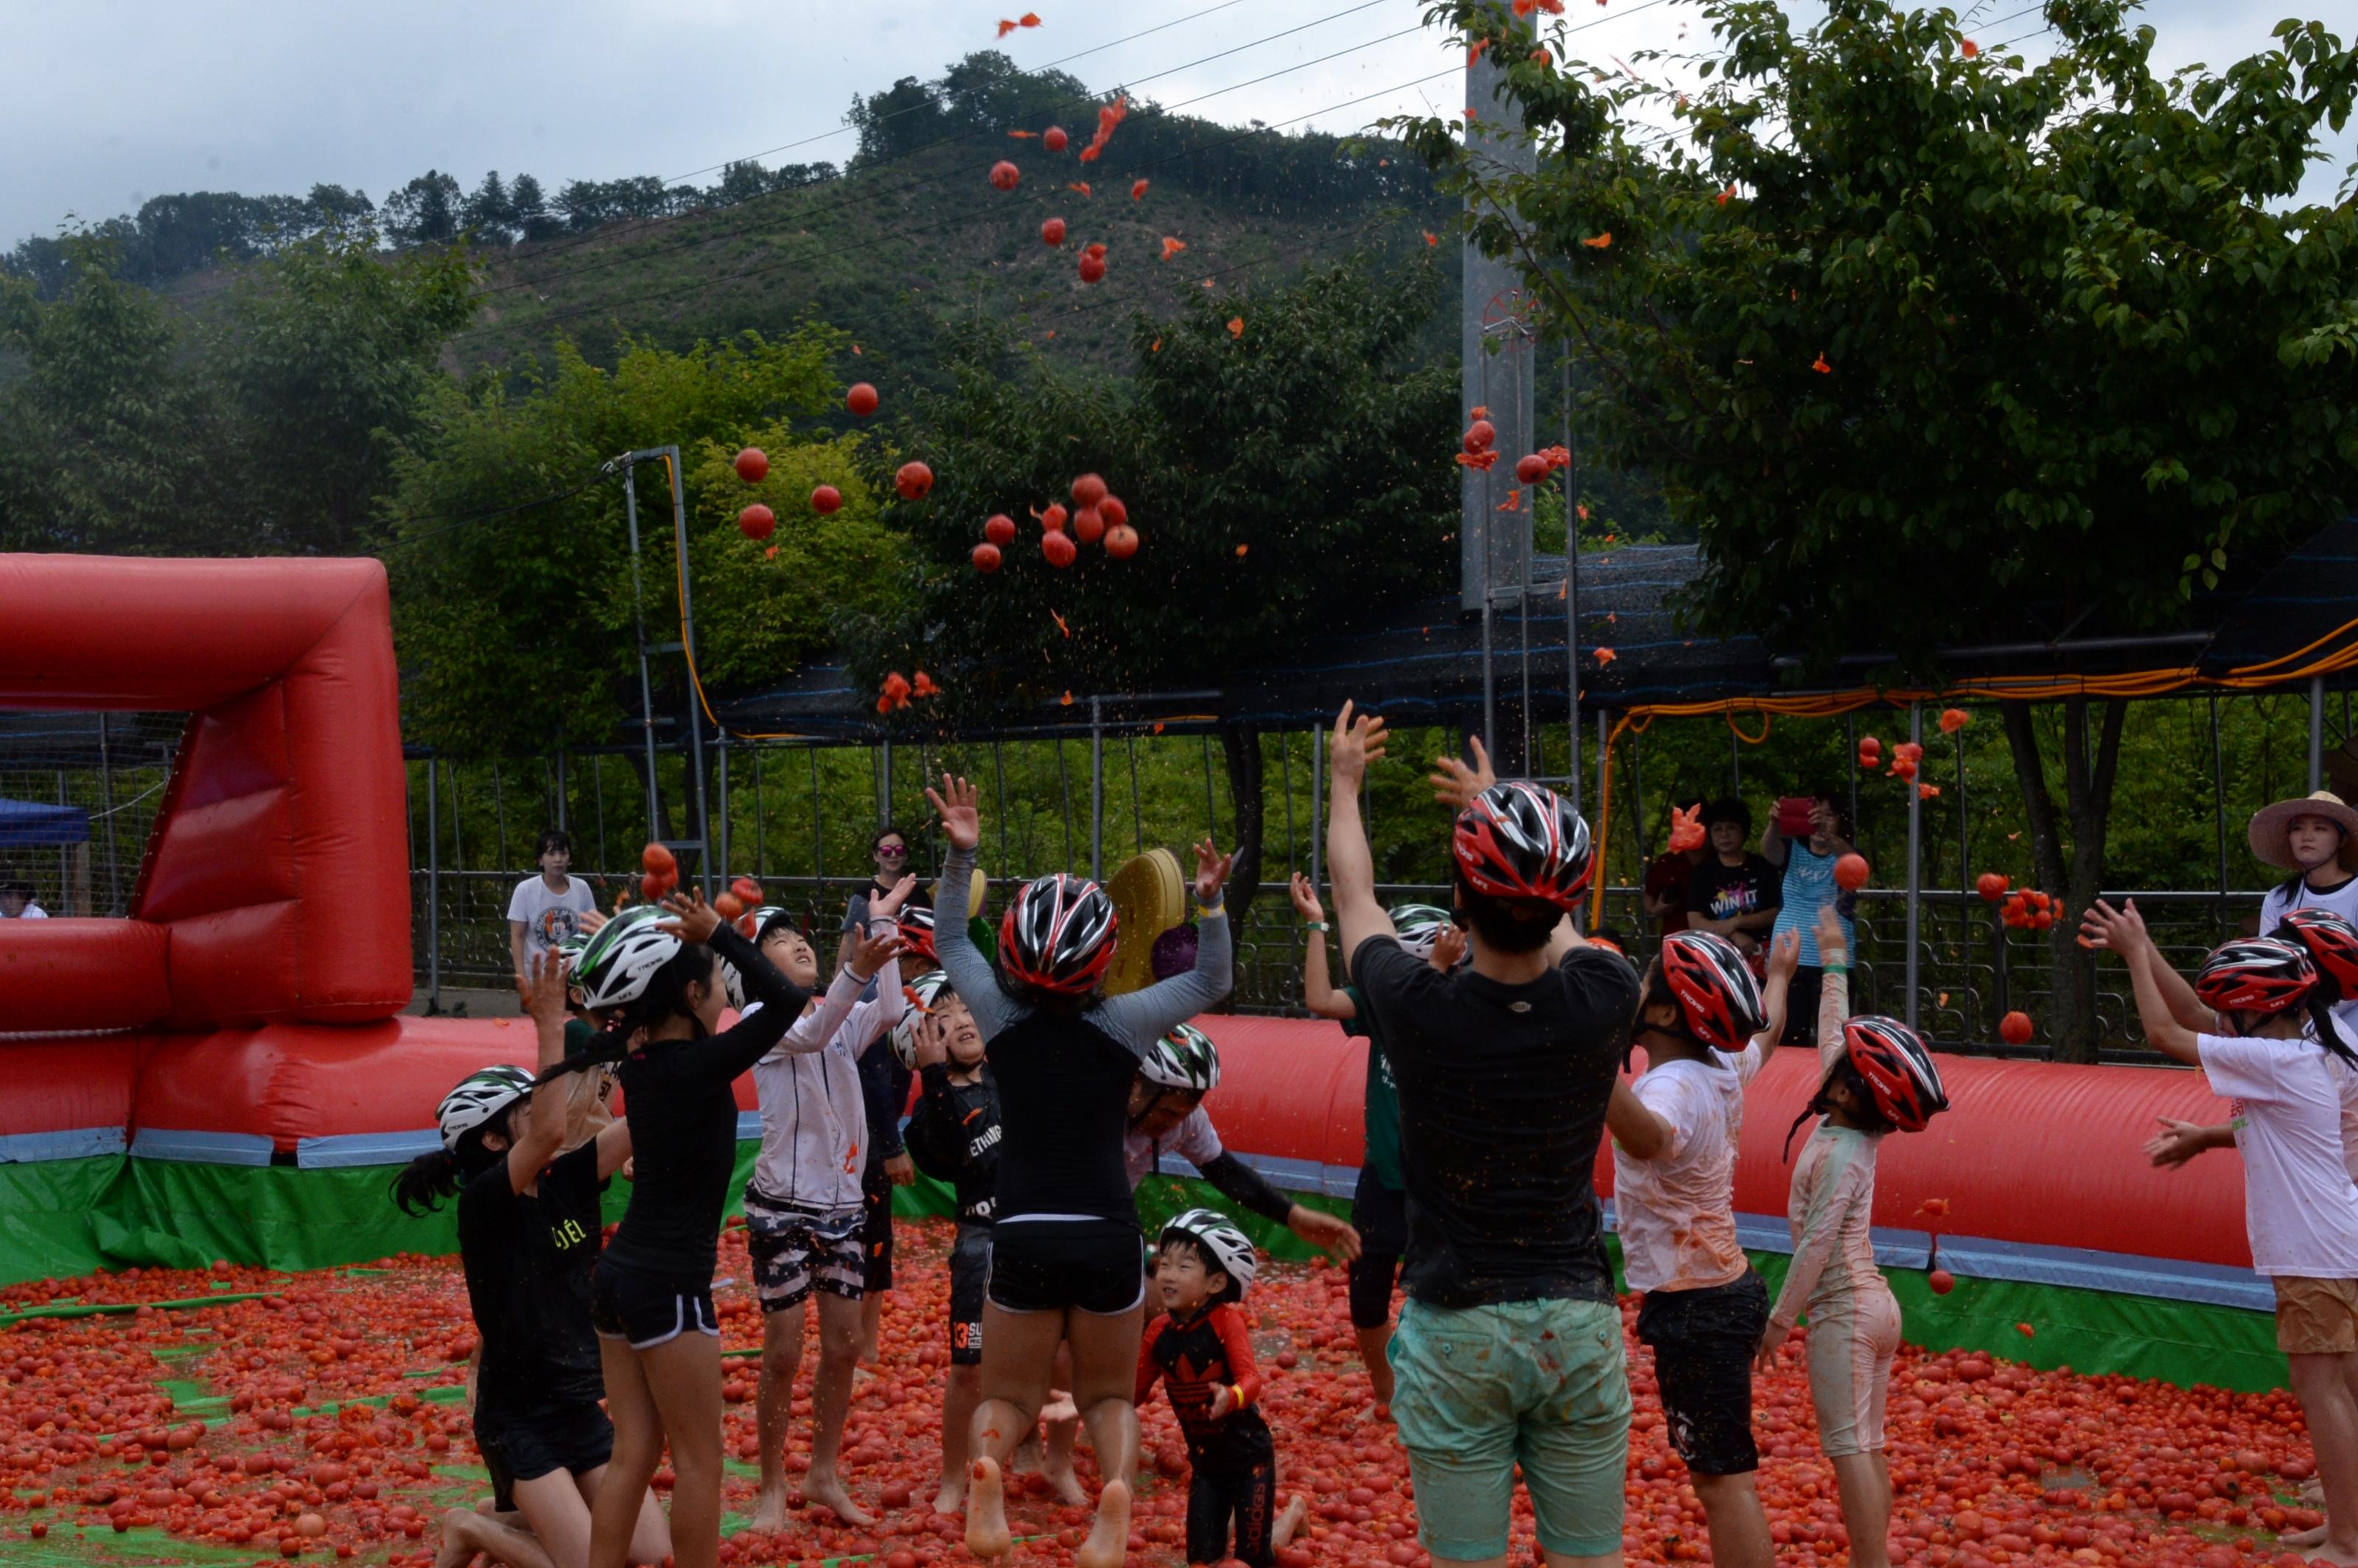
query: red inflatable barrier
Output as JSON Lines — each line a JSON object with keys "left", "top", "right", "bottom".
{"left": 0, "top": 555, "right": 411, "bottom": 1031}
{"left": 0, "top": 1036, "right": 139, "bottom": 1143}
{"left": 0, "top": 920, "right": 169, "bottom": 1034}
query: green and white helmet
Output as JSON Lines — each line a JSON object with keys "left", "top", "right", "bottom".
{"left": 1139, "top": 1021, "right": 1220, "bottom": 1094}
{"left": 435, "top": 1065, "right": 534, "bottom": 1153}
{"left": 722, "top": 908, "right": 794, "bottom": 1012}
{"left": 554, "top": 932, "right": 592, "bottom": 972}
{"left": 1393, "top": 903, "right": 1458, "bottom": 961}
{"left": 889, "top": 970, "right": 955, "bottom": 1070}
{"left": 573, "top": 905, "right": 680, "bottom": 1012}
{"left": 1160, "top": 1207, "right": 1258, "bottom": 1296}
{"left": 746, "top": 906, "right": 788, "bottom": 938}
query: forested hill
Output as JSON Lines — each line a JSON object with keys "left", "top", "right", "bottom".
{"left": 7, "top": 51, "right": 1456, "bottom": 388}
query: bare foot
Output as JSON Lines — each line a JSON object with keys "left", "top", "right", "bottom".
{"left": 1010, "top": 1431, "right": 1044, "bottom": 1475}
{"left": 932, "top": 1471, "right": 968, "bottom": 1516}
{"left": 2303, "top": 1541, "right": 2358, "bottom": 1567}
{"left": 802, "top": 1467, "right": 875, "bottom": 1527}
{"left": 2286, "top": 1525, "right": 2329, "bottom": 1550}
{"left": 748, "top": 1483, "right": 794, "bottom": 1534}
{"left": 1273, "top": 1494, "right": 1309, "bottom": 1548}
{"left": 434, "top": 1509, "right": 482, "bottom": 1568}
{"left": 1076, "top": 1477, "right": 1130, "bottom": 1568}
{"left": 1043, "top": 1456, "right": 1089, "bottom": 1508}
{"left": 965, "top": 1457, "right": 1012, "bottom": 1559}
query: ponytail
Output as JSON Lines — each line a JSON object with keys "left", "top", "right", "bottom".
{"left": 1782, "top": 1055, "right": 1893, "bottom": 1161}
{"left": 2306, "top": 993, "right": 2358, "bottom": 1069}
{"left": 390, "top": 1148, "right": 466, "bottom": 1217}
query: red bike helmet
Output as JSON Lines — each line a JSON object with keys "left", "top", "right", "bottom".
{"left": 998, "top": 873, "right": 1118, "bottom": 995}
{"left": 1659, "top": 931, "right": 1767, "bottom": 1053}
{"left": 1452, "top": 781, "right": 1594, "bottom": 910}
{"left": 1843, "top": 1015, "right": 1948, "bottom": 1133}
{"left": 2197, "top": 937, "right": 2316, "bottom": 1016}
{"left": 898, "top": 904, "right": 938, "bottom": 962}
{"left": 2274, "top": 909, "right": 2358, "bottom": 999}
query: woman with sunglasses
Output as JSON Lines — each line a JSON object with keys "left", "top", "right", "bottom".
{"left": 836, "top": 827, "right": 931, "bottom": 972}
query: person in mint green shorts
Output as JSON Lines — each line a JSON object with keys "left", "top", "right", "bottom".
{"left": 1328, "top": 714, "right": 1659, "bottom": 1567}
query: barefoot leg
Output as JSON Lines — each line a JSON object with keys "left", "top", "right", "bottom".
{"left": 1075, "top": 1477, "right": 1131, "bottom": 1568}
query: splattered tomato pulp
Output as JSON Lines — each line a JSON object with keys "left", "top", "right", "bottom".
{"left": 0, "top": 1224, "right": 2329, "bottom": 1567}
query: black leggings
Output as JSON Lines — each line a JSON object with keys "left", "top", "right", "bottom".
{"left": 1346, "top": 1169, "right": 1407, "bottom": 1330}
{"left": 1188, "top": 1413, "right": 1278, "bottom": 1567}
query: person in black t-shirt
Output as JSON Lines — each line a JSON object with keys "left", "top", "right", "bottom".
{"left": 393, "top": 952, "right": 667, "bottom": 1568}
{"left": 1685, "top": 797, "right": 1781, "bottom": 956}
{"left": 1329, "top": 711, "right": 1659, "bottom": 1568}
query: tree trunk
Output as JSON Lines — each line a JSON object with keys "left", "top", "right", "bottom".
{"left": 1997, "top": 697, "right": 2126, "bottom": 1063}
{"left": 1219, "top": 722, "right": 1267, "bottom": 930}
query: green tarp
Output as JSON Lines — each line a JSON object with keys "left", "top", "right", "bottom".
{"left": 0, "top": 1152, "right": 2284, "bottom": 1393}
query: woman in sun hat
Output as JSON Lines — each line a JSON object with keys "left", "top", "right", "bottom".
{"left": 2252, "top": 791, "right": 2358, "bottom": 937}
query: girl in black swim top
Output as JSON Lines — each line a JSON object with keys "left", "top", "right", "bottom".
{"left": 923, "top": 773, "right": 1234, "bottom": 1568}
{"left": 566, "top": 893, "right": 903, "bottom": 1568}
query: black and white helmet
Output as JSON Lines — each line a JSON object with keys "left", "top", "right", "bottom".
{"left": 998, "top": 873, "right": 1119, "bottom": 994}
{"left": 1393, "top": 903, "right": 1458, "bottom": 962}
{"left": 1140, "top": 1021, "right": 1220, "bottom": 1093}
{"left": 573, "top": 906, "right": 680, "bottom": 1012}
{"left": 1452, "top": 780, "right": 1595, "bottom": 910}
{"left": 890, "top": 970, "right": 954, "bottom": 1070}
{"left": 435, "top": 1065, "right": 533, "bottom": 1154}
{"left": 1161, "top": 1207, "right": 1258, "bottom": 1297}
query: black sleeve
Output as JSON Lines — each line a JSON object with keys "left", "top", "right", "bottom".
{"left": 1684, "top": 864, "right": 1715, "bottom": 914}
{"left": 1347, "top": 938, "right": 1427, "bottom": 1061}
{"left": 1561, "top": 945, "right": 1643, "bottom": 1043}
{"left": 858, "top": 1036, "right": 906, "bottom": 1158}
{"left": 903, "top": 1064, "right": 962, "bottom": 1180}
{"left": 545, "top": 1139, "right": 603, "bottom": 1208}
{"left": 1196, "top": 1151, "right": 1294, "bottom": 1225}
{"left": 665, "top": 925, "right": 808, "bottom": 1084}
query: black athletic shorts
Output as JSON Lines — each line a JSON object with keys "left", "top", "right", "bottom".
{"left": 862, "top": 1174, "right": 895, "bottom": 1292}
{"left": 987, "top": 1222, "right": 1144, "bottom": 1316}
{"left": 1187, "top": 1412, "right": 1278, "bottom": 1568}
{"left": 477, "top": 1401, "right": 615, "bottom": 1513}
{"left": 1347, "top": 1169, "right": 1407, "bottom": 1331}
{"left": 949, "top": 1222, "right": 992, "bottom": 1366}
{"left": 1636, "top": 1268, "right": 1769, "bottom": 1476}
{"left": 590, "top": 1260, "right": 718, "bottom": 1351}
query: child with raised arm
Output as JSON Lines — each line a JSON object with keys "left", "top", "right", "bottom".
{"left": 734, "top": 883, "right": 912, "bottom": 1530}
{"left": 1758, "top": 908, "right": 1948, "bottom": 1568}
{"left": 1610, "top": 928, "right": 1797, "bottom": 1568}
{"left": 924, "top": 773, "right": 1235, "bottom": 1568}
{"left": 1290, "top": 872, "right": 1462, "bottom": 1410}
{"left": 2088, "top": 900, "right": 2358, "bottom": 1567}
{"left": 1136, "top": 1210, "right": 1308, "bottom": 1568}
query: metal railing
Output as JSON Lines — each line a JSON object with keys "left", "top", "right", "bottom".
{"left": 411, "top": 867, "right": 2258, "bottom": 1060}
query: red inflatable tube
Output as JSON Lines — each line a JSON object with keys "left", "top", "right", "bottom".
{"left": 0, "top": 920, "right": 169, "bottom": 1034}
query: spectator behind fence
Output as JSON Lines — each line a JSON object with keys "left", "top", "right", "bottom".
{"left": 1763, "top": 794, "right": 1858, "bottom": 1045}
{"left": 1643, "top": 797, "right": 1708, "bottom": 945}
{"left": 1, "top": 879, "right": 47, "bottom": 917}
{"left": 836, "top": 826, "right": 931, "bottom": 974}
{"left": 507, "top": 830, "right": 597, "bottom": 999}
{"left": 1686, "top": 799, "right": 1780, "bottom": 956}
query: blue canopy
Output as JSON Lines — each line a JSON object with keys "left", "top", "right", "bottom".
{"left": 0, "top": 797, "right": 88, "bottom": 847}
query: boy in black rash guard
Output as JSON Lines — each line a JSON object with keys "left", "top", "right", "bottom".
{"left": 404, "top": 953, "right": 668, "bottom": 1568}
{"left": 924, "top": 773, "right": 1234, "bottom": 1568}
{"left": 898, "top": 971, "right": 1002, "bottom": 1514}
{"left": 570, "top": 892, "right": 903, "bottom": 1568}
{"left": 1136, "top": 1210, "right": 1308, "bottom": 1568}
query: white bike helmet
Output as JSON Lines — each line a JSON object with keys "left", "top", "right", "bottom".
{"left": 1160, "top": 1207, "right": 1258, "bottom": 1298}
{"left": 435, "top": 1065, "right": 534, "bottom": 1154}
{"left": 1139, "top": 1021, "right": 1220, "bottom": 1094}
{"left": 1393, "top": 903, "right": 1458, "bottom": 962}
{"left": 574, "top": 906, "right": 681, "bottom": 1012}
{"left": 889, "top": 970, "right": 954, "bottom": 1070}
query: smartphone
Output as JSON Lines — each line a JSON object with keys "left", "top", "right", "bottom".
{"left": 1775, "top": 796, "right": 1816, "bottom": 836}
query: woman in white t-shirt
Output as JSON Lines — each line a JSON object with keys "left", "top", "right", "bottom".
{"left": 2256, "top": 792, "right": 2358, "bottom": 1047}
{"left": 1610, "top": 927, "right": 1797, "bottom": 1568}
{"left": 2094, "top": 903, "right": 2358, "bottom": 1567}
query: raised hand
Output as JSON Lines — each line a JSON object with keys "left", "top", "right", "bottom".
{"left": 848, "top": 925, "right": 905, "bottom": 982}
{"left": 660, "top": 888, "right": 723, "bottom": 944}
{"left": 1813, "top": 904, "right": 1847, "bottom": 965}
{"left": 1288, "top": 1204, "right": 1362, "bottom": 1263}
{"left": 912, "top": 1009, "right": 950, "bottom": 1069}
{"left": 1193, "top": 838, "right": 1234, "bottom": 906}
{"left": 870, "top": 871, "right": 918, "bottom": 922}
{"left": 1427, "top": 735, "right": 1497, "bottom": 810}
{"left": 1288, "top": 872, "right": 1325, "bottom": 923}
{"left": 523, "top": 949, "right": 569, "bottom": 1026}
{"left": 1766, "top": 929, "right": 1802, "bottom": 984}
{"left": 2082, "top": 898, "right": 2149, "bottom": 956}
{"left": 1328, "top": 701, "right": 1388, "bottom": 792}
{"left": 2144, "top": 1116, "right": 2214, "bottom": 1170}
{"left": 926, "top": 774, "right": 981, "bottom": 853}
{"left": 1430, "top": 924, "right": 1467, "bottom": 972}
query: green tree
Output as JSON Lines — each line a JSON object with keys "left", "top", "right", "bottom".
{"left": 1399, "top": 0, "right": 2358, "bottom": 1057}
{"left": 382, "top": 171, "right": 463, "bottom": 245}
{"left": 385, "top": 329, "right": 908, "bottom": 817}
{"left": 855, "top": 255, "right": 1459, "bottom": 916}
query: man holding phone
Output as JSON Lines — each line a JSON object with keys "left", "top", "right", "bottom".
{"left": 1763, "top": 794, "right": 1857, "bottom": 1043}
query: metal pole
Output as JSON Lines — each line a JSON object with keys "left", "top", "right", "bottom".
{"left": 663, "top": 447, "right": 710, "bottom": 895}
{"left": 621, "top": 464, "right": 663, "bottom": 842}
{"left": 555, "top": 749, "right": 567, "bottom": 833}
{"left": 427, "top": 755, "right": 441, "bottom": 1009}
{"left": 1310, "top": 725, "right": 1326, "bottom": 892}
{"left": 1595, "top": 707, "right": 1609, "bottom": 855}
{"left": 1128, "top": 736, "right": 1144, "bottom": 856}
{"left": 1056, "top": 736, "right": 1075, "bottom": 874}
{"left": 492, "top": 761, "right": 508, "bottom": 869}
{"left": 1729, "top": 726, "right": 1740, "bottom": 791}
{"left": 1847, "top": 712, "right": 1860, "bottom": 856}
{"left": 593, "top": 754, "right": 606, "bottom": 872}
{"left": 878, "top": 738, "right": 893, "bottom": 831}
{"left": 1281, "top": 733, "right": 1298, "bottom": 872}
{"left": 754, "top": 745, "right": 766, "bottom": 879}
{"left": 2211, "top": 696, "right": 2231, "bottom": 941}
{"left": 1906, "top": 702, "right": 1923, "bottom": 1032}
{"left": 1089, "top": 698, "right": 1105, "bottom": 882}
{"left": 1629, "top": 729, "right": 1648, "bottom": 866}
{"left": 1956, "top": 718, "right": 1969, "bottom": 894}
{"left": 994, "top": 740, "right": 1011, "bottom": 872}
{"left": 1562, "top": 352, "right": 1584, "bottom": 822}
{"left": 717, "top": 736, "right": 731, "bottom": 883}
{"left": 1202, "top": 734, "right": 1218, "bottom": 840}
{"left": 809, "top": 746, "right": 825, "bottom": 883}
{"left": 2312, "top": 675, "right": 2327, "bottom": 794}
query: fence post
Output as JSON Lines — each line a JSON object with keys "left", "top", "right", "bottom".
{"left": 1906, "top": 701, "right": 1923, "bottom": 1032}
{"left": 427, "top": 755, "right": 441, "bottom": 1010}
{"left": 1310, "top": 727, "right": 1325, "bottom": 894}
{"left": 1089, "top": 697, "right": 1105, "bottom": 882}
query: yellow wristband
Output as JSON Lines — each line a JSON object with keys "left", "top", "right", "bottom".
{"left": 1230, "top": 1383, "right": 1245, "bottom": 1410}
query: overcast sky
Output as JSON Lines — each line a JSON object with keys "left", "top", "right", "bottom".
{"left": 3, "top": 0, "right": 2348, "bottom": 247}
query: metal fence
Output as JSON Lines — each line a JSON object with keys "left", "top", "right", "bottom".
{"left": 409, "top": 862, "right": 2258, "bottom": 1061}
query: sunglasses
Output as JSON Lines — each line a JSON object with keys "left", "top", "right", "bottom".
{"left": 877, "top": 845, "right": 909, "bottom": 858}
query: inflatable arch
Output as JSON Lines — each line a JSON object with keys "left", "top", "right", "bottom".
{"left": 0, "top": 555, "right": 2276, "bottom": 1390}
